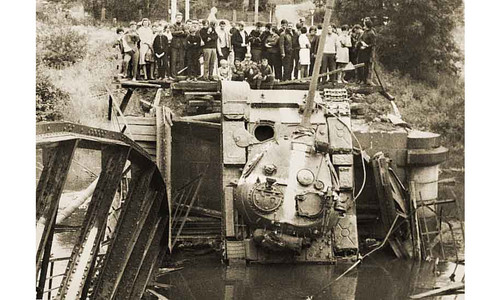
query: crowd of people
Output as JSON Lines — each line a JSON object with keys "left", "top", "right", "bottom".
{"left": 113, "top": 13, "right": 377, "bottom": 86}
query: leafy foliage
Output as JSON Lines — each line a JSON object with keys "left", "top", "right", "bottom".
{"left": 36, "top": 67, "right": 69, "bottom": 122}
{"left": 335, "top": 0, "right": 463, "bottom": 81}
{"left": 37, "top": 25, "right": 89, "bottom": 68}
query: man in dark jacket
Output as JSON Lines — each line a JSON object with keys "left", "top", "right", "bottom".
{"left": 231, "top": 22, "right": 249, "bottom": 62}
{"left": 200, "top": 20, "right": 218, "bottom": 80}
{"left": 264, "top": 26, "right": 282, "bottom": 80}
{"left": 260, "top": 23, "right": 272, "bottom": 61}
{"left": 123, "top": 21, "right": 140, "bottom": 80}
{"left": 170, "top": 13, "right": 188, "bottom": 77}
{"left": 153, "top": 25, "right": 170, "bottom": 80}
{"left": 279, "top": 22, "right": 294, "bottom": 81}
{"left": 292, "top": 23, "right": 301, "bottom": 79}
{"left": 249, "top": 22, "right": 263, "bottom": 63}
{"left": 357, "top": 19, "right": 376, "bottom": 85}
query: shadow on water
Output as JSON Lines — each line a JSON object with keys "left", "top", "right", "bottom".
{"left": 157, "top": 251, "right": 464, "bottom": 300}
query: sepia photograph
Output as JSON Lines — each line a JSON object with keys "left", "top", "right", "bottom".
{"left": 26, "top": 0, "right": 475, "bottom": 299}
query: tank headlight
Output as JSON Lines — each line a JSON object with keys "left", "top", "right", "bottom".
{"left": 296, "top": 169, "right": 315, "bottom": 186}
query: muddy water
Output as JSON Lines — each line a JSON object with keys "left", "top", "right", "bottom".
{"left": 157, "top": 252, "right": 464, "bottom": 300}
{"left": 50, "top": 209, "right": 464, "bottom": 300}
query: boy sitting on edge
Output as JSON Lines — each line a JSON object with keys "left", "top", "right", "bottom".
{"left": 218, "top": 59, "right": 232, "bottom": 81}
{"left": 258, "top": 58, "right": 275, "bottom": 86}
{"left": 245, "top": 61, "right": 264, "bottom": 89}
{"left": 231, "top": 59, "right": 245, "bottom": 81}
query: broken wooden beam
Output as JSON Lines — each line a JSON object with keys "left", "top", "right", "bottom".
{"left": 173, "top": 203, "right": 222, "bottom": 219}
{"left": 181, "top": 113, "right": 221, "bottom": 123}
{"left": 409, "top": 282, "right": 465, "bottom": 299}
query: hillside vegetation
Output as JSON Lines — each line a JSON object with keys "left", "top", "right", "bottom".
{"left": 36, "top": 1, "right": 464, "bottom": 170}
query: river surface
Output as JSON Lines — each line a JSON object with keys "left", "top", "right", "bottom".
{"left": 156, "top": 251, "right": 464, "bottom": 300}
{"left": 48, "top": 209, "right": 464, "bottom": 300}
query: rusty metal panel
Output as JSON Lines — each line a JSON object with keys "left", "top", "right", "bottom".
{"left": 333, "top": 215, "right": 359, "bottom": 252}
{"left": 338, "top": 166, "right": 353, "bottom": 190}
{"left": 113, "top": 188, "right": 164, "bottom": 300}
{"left": 129, "top": 214, "right": 169, "bottom": 300}
{"left": 327, "top": 116, "right": 352, "bottom": 151}
{"left": 56, "top": 145, "right": 130, "bottom": 300}
{"left": 332, "top": 154, "right": 353, "bottom": 165}
{"left": 90, "top": 164, "right": 155, "bottom": 300}
{"left": 223, "top": 122, "right": 246, "bottom": 165}
{"left": 36, "top": 139, "right": 79, "bottom": 273}
{"left": 224, "top": 187, "right": 235, "bottom": 238}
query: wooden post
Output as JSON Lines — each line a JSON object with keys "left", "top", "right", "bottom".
{"left": 232, "top": 9, "right": 237, "bottom": 23}
{"left": 185, "top": 0, "right": 190, "bottom": 21}
{"left": 100, "top": 8, "right": 106, "bottom": 21}
{"left": 301, "top": 0, "right": 335, "bottom": 128}
{"left": 171, "top": 0, "right": 177, "bottom": 23}
{"left": 254, "top": 0, "right": 259, "bottom": 24}
{"left": 156, "top": 106, "right": 173, "bottom": 252}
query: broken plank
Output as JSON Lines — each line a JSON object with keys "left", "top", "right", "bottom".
{"left": 174, "top": 203, "right": 222, "bottom": 219}
{"left": 128, "top": 125, "right": 156, "bottom": 135}
{"left": 409, "top": 282, "right": 465, "bottom": 299}
{"left": 146, "top": 289, "right": 169, "bottom": 300}
{"left": 126, "top": 116, "right": 156, "bottom": 125}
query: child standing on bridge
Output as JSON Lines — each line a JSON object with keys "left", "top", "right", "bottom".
{"left": 186, "top": 27, "right": 202, "bottom": 82}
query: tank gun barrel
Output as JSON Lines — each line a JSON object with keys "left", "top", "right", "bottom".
{"left": 300, "top": 0, "right": 335, "bottom": 128}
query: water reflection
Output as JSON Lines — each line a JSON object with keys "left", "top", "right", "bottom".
{"left": 159, "top": 252, "right": 464, "bottom": 300}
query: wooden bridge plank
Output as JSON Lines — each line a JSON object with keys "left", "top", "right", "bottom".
{"left": 126, "top": 116, "right": 156, "bottom": 125}
{"left": 128, "top": 125, "right": 156, "bottom": 135}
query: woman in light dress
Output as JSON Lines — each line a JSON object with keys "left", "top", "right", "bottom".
{"left": 336, "top": 25, "right": 352, "bottom": 83}
{"left": 298, "top": 26, "right": 311, "bottom": 79}
{"left": 138, "top": 18, "right": 155, "bottom": 80}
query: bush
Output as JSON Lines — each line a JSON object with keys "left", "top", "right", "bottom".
{"left": 335, "top": 0, "right": 463, "bottom": 81}
{"left": 36, "top": 67, "right": 69, "bottom": 122}
{"left": 37, "top": 25, "right": 88, "bottom": 68}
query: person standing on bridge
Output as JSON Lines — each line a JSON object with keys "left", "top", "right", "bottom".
{"left": 249, "top": 22, "right": 263, "bottom": 63}
{"left": 216, "top": 20, "right": 231, "bottom": 64}
{"left": 231, "top": 22, "right": 249, "bottom": 63}
{"left": 336, "top": 25, "right": 352, "bottom": 83}
{"left": 264, "top": 26, "right": 282, "bottom": 81}
{"left": 320, "top": 24, "right": 338, "bottom": 84}
{"left": 357, "top": 19, "right": 376, "bottom": 85}
{"left": 279, "top": 22, "right": 294, "bottom": 81}
{"left": 153, "top": 25, "right": 170, "bottom": 80}
{"left": 138, "top": 18, "right": 155, "bottom": 80}
{"left": 200, "top": 20, "right": 218, "bottom": 81}
{"left": 170, "top": 13, "right": 188, "bottom": 78}
{"left": 123, "top": 21, "right": 140, "bottom": 81}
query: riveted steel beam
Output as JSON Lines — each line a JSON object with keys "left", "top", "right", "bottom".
{"left": 129, "top": 212, "right": 170, "bottom": 300}
{"left": 113, "top": 188, "right": 165, "bottom": 299}
{"left": 36, "top": 139, "right": 79, "bottom": 274}
{"left": 56, "top": 145, "right": 131, "bottom": 300}
{"left": 90, "top": 164, "right": 156, "bottom": 300}
{"left": 36, "top": 222, "right": 55, "bottom": 299}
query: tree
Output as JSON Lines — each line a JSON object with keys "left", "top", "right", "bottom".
{"left": 335, "top": 0, "right": 463, "bottom": 81}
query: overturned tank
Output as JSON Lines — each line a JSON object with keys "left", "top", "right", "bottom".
{"left": 222, "top": 83, "right": 362, "bottom": 263}
{"left": 219, "top": 80, "right": 448, "bottom": 264}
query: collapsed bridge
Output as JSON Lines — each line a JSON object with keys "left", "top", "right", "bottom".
{"left": 36, "top": 122, "right": 170, "bottom": 299}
